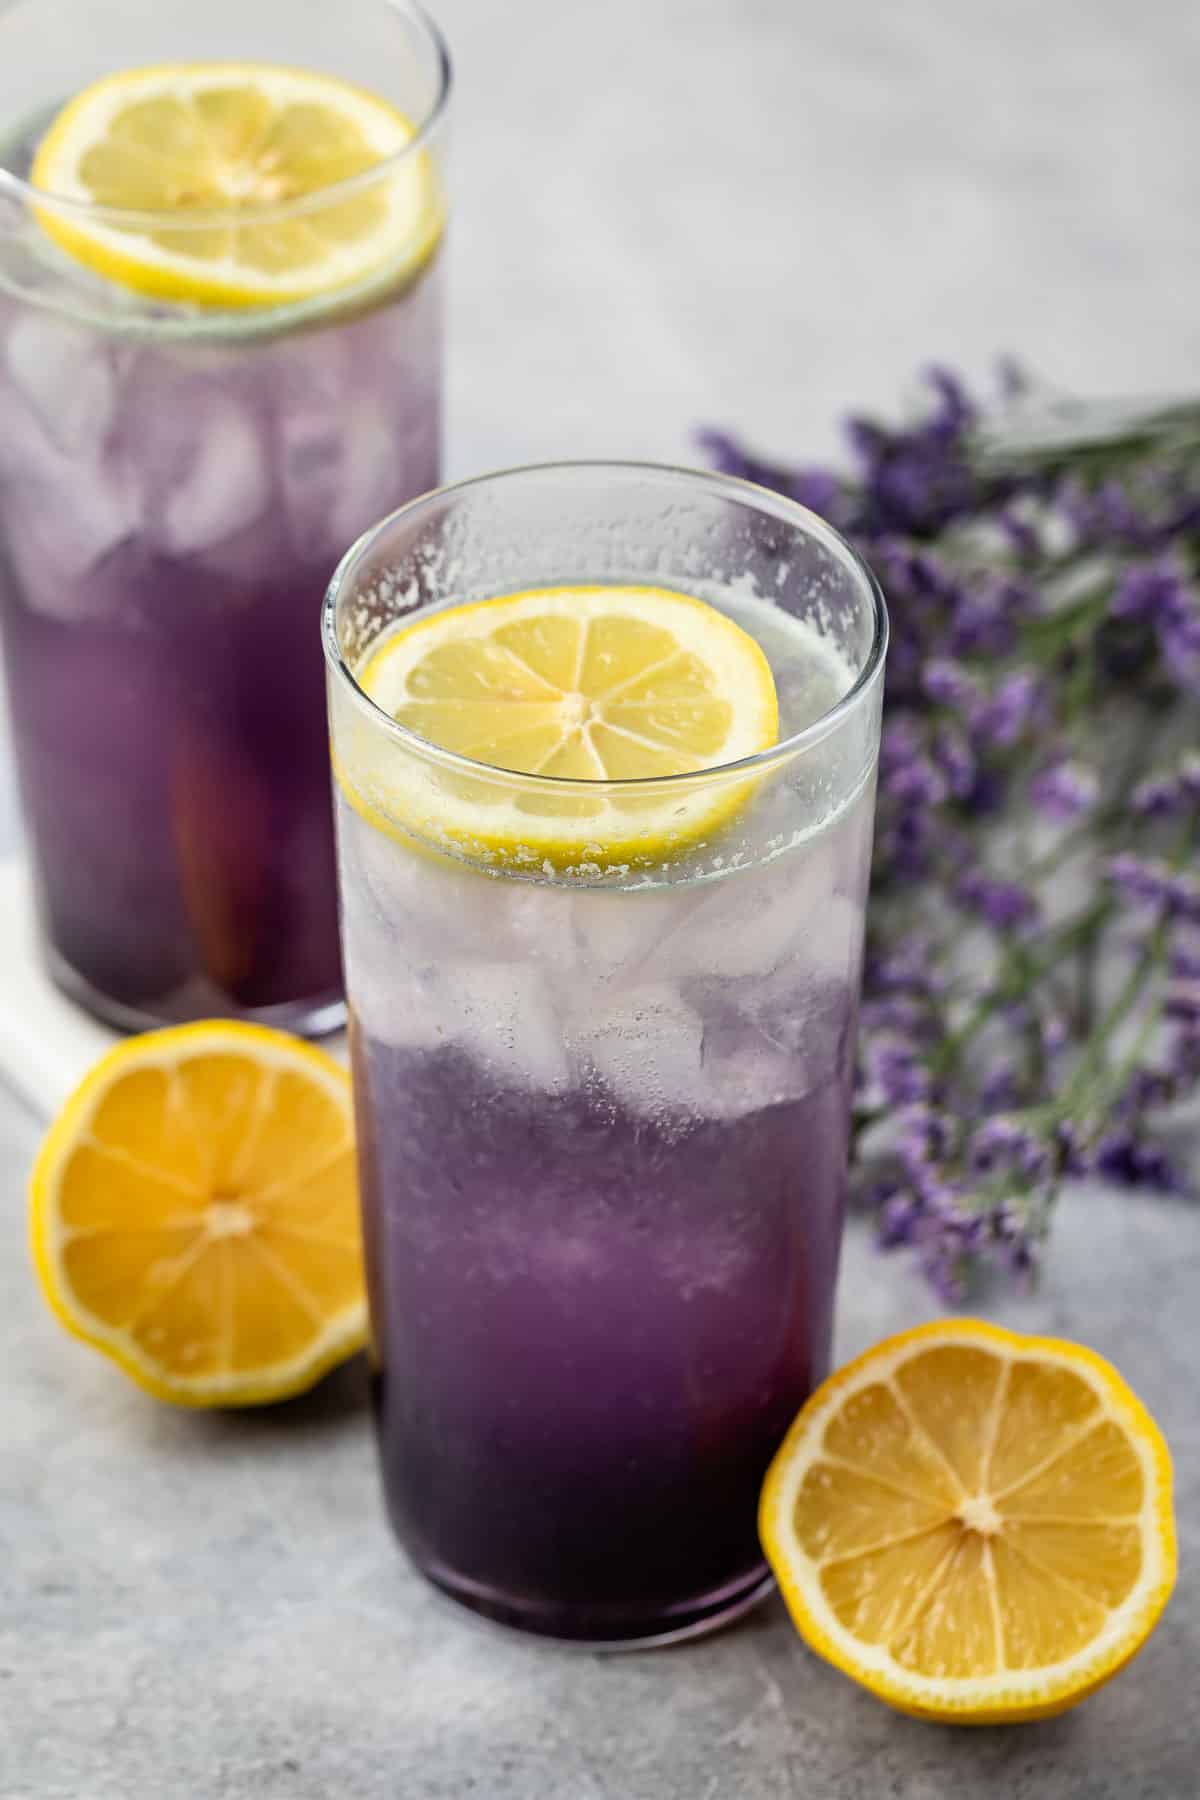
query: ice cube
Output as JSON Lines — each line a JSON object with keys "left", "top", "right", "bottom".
{"left": 4, "top": 315, "right": 116, "bottom": 456}
{"left": 0, "top": 319, "right": 137, "bottom": 611}
{"left": 566, "top": 982, "right": 705, "bottom": 1116}
{"left": 730, "top": 961, "right": 858, "bottom": 1100}
{"left": 570, "top": 884, "right": 684, "bottom": 983}
{"left": 274, "top": 336, "right": 354, "bottom": 561}
{"left": 0, "top": 416, "right": 139, "bottom": 615}
{"left": 788, "top": 890, "right": 864, "bottom": 988}
{"left": 344, "top": 945, "right": 446, "bottom": 1052}
{"left": 439, "top": 962, "right": 569, "bottom": 1093}
{"left": 658, "top": 834, "right": 848, "bottom": 985}
{"left": 345, "top": 804, "right": 521, "bottom": 964}
{"left": 505, "top": 879, "right": 581, "bottom": 972}
{"left": 698, "top": 1029, "right": 816, "bottom": 1121}
{"left": 157, "top": 395, "right": 270, "bottom": 555}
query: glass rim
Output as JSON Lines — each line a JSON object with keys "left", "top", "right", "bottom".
{"left": 0, "top": 0, "right": 451, "bottom": 233}
{"left": 323, "top": 459, "right": 889, "bottom": 798}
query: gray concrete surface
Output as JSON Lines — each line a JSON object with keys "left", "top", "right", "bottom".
{"left": 3, "top": 1073, "right": 1198, "bottom": 1799}
{"left": 3, "top": 0, "right": 1200, "bottom": 1794}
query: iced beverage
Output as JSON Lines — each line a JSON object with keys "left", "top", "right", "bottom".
{"left": 0, "top": 0, "right": 448, "bottom": 1031}
{"left": 326, "top": 465, "right": 887, "bottom": 1644}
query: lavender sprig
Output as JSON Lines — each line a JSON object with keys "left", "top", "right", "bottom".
{"left": 704, "top": 369, "right": 1200, "bottom": 1298}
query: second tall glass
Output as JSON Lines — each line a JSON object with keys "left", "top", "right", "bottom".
{"left": 0, "top": 0, "right": 449, "bottom": 1032}
{"left": 326, "top": 463, "right": 887, "bottom": 1645}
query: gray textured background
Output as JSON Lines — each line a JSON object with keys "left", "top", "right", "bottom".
{"left": 3, "top": 0, "right": 1200, "bottom": 1794}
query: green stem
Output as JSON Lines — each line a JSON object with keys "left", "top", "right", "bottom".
{"left": 930, "top": 897, "right": 1113, "bottom": 1079}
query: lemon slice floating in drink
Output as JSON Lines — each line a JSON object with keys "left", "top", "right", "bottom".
{"left": 29, "top": 1023, "right": 365, "bottom": 1407}
{"left": 760, "top": 1319, "right": 1176, "bottom": 1722}
{"left": 30, "top": 62, "right": 441, "bottom": 306}
{"left": 344, "top": 585, "right": 780, "bottom": 870}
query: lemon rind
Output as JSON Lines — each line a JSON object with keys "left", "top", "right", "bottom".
{"left": 28, "top": 1022, "right": 366, "bottom": 1409}
{"left": 758, "top": 1318, "right": 1177, "bottom": 1722}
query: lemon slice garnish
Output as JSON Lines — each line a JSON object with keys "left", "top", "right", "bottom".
{"left": 30, "top": 62, "right": 441, "bottom": 307}
{"left": 338, "top": 585, "right": 779, "bottom": 872}
{"left": 760, "top": 1320, "right": 1176, "bottom": 1723}
{"left": 29, "top": 1023, "right": 365, "bottom": 1407}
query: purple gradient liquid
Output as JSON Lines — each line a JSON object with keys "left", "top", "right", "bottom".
{"left": 337, "top": 752, "right": 873, "bottom": 1642}
{"left": 353, "top": 1039, "right": 852, "bottom": 1642}
{"left": 0, "top": 180, "right": 440, "bottom": 1027}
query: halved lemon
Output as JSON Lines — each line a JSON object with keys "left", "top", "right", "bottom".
{"left": 29, "top": 1023, "right": 365, "bottom": 1407}
{"left": 340, "top": 585, "right": 779, "bottom": 871}
{"left": 31, "top": 62, "right": 441, "bottom": 307}
{"left": 760, "top": 1319, "right": 1176, "bottom": 1723}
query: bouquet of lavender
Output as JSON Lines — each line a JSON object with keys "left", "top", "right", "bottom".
{"left": 703, "top": 371, "right": 1200, "bottom": 1299}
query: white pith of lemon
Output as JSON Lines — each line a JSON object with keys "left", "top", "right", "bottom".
{"left": 30, "top": 62, "right": 442, "bottom": 307}
{"left": 336, "top": 585, "right": 781, "bottom": 872}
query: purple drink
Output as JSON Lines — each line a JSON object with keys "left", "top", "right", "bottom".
{"left": 345, "top": 784, "right": 874, "bottom": 1641}
{"left": 326, "top": 466, "right": 887, "bottom": 1645}
{"left": 0, "top": 0, "right": 449, "bottom": 1031}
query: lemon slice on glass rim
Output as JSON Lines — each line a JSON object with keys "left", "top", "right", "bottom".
{"left": 30, "top": 61, "right": 442, "bottom": 307}
{"left": 337, "top": 584, "right": 781, "bottom": 873}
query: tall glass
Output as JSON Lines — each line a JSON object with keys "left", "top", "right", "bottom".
{"left": 325, "top": 464, "right": 887, "bottom": 1645}
{"left": 0, "top": 0, "right": 449, "bottom": 1032}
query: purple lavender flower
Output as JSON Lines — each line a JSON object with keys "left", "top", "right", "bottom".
{"left": 1118, "top": 1066, "right": 1178, "bottom": 1114}
{"left": 922, "top": 657, "right": 981, "bottom": 710}
{"left": 884, "top": 753, "right": 950, "bottom": 808}
{"left": 980, "top": 1059, "right": 1021, "bottom": 1112}
{"left": 1158, "top": 582, "right": 1200, "bottom": 693}
{"left": 1052, "top": 1121, "right": 1092, "bottom": 1178}
{"left": 894, "top": 1104, "right": 955, "bottom": 1174}
{"left": 1095, "top": 1131, "right": 1180, "bottom": 1191}
{"left": 1168, "top": 872, "right": 1200, "bottom": 923}
{"left": 970, "top": 1116, "right": 1051, "bottom": 1180}
{"left": 863, "top": 1034, "right": 932, "bottom": 1105}
{"left": 920, "top": 1241, "right": 972, "bottom": 1305}
{"left": 701, "top": 368, "right": 1199, "bottom": 1299}
{"left": 933, "top": 724, "right": 977, "bottom": 799}
{"left": 998, "top": 508, "right": 1042, "bottom": 558}
{"left": 876, "top": 1190, "right": 922, "bottom": 1248}
{"left": 694, "top": 430, "right": 843, "bottom": 519}
{"left": 1168, "top": 1021, "right": 1200, "bottom": 1080}
{"left": 1030, "top": 759, "right": 1100, "bottom": 821}
{"left": 950, "top": 578, "right": 1031, "bottom": 659}
{"left": 1106, "top": 852, "right": 1176, "bottom": 912}
{"left": 1132, "top": 772, "right": 1187, "bottom": 817}
{"left": 1166, "top": 980, "right": 1200, "bottom": 1025}
{"left": 956, "top": 867, "right": 1038, "bottom": 930}
{"left": 1110, "top": 559, "right": 1187, "bottom": 622}
{"left": 971, "top": 668, "right": 1045, "bottom": 748}
{"left": 1170, "top": 930, "right": 1200, "bottom": 981}
{"left": 866, "top": 942, "right": 943, "bottom": 996}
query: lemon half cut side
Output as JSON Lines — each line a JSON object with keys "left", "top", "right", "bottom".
{"left": 760, "top": 1319, "right": 1176, "bottom": 1723}
{"left": 30, "top": 1022, "right": 366, "bottom": 1407}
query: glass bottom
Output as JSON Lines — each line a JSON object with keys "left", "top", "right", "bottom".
{"left": 413, "top": 1553, "right": 777, "bottom": 1650}
{"left": 45, "top": 942, "right": 347, "bottom": 1040}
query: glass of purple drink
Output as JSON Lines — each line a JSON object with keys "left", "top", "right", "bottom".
{"left": 0, "top": 0, "right": 449, "bottom": 1032}
{"left": 324, "top": 463, "right": 887, "bottom": 1645}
